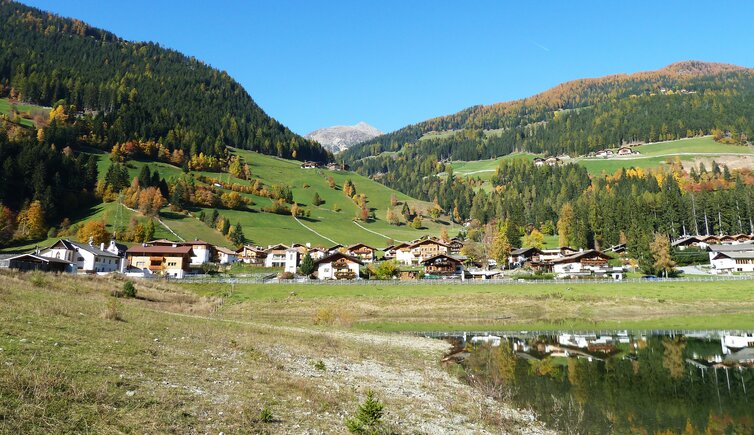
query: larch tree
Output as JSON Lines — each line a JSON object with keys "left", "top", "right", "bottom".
{"left": 522, "top": 228, "right": 545, "bottom": 249}
{"left": 489, "top": 222, "right": 512, "bottom": 268}
{"left": 557, "top": 202, "right": 575, "bottom": 247}
{"left": 650, "top": 232, "right": 676, "bottom": 277}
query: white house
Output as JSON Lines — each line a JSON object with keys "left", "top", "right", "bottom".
{"left": 284, "top": 248, "right": 299, "bottom": 274}
{"left": 184, "top": 240, "right": 213, "bottom": 266}
{"left": 710, "top": 251, "right": 754, "bottom": 273}
{"left": 40, "top": 239, "right": 120, "bottom": 273}
{"left": 147, "top": 239, "right": 213, "bottom": 268}
{"left": 264, "top": 244, "right": 289, "bottom": 268}
{"left": 314, "top": 252, "right": 362, "bottom": 280}
{"left": 551, "top": 249, "right": 611, "bottom": 275}
{"left": 215, "top": 247, "right": 238, "bottom": 265}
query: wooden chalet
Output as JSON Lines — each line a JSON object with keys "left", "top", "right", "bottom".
{"left": 421, "top": 254, "right": 465, "bottom": 279}
{"left": 551, "top": 249, "right": 611, "bottom": 274}
{"left": 446, "top": 238, "right": 464, "bottom": 254}
{"left": 346, "top": 243, "right": 377, "bottom": 263}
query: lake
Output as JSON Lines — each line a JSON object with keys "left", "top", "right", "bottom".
{"left": 429, "top": 330, "right": 754, "bottom": 434}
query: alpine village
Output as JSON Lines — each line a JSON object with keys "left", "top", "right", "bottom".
{"left": 1, "top": 1, "right": 754, "bottom": 434}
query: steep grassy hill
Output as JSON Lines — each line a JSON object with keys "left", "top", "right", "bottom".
{"left": 171, "top": 149, "right": 456, "bottom": 247}
{"left": 1, "top": 150, "right": 456, "bottom": 253}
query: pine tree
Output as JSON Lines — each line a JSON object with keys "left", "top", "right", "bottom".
{"left": 229, "top": 223, "right": 245, "bottom": 247}
{"left": 299, "top": 253, "right": 314, "bottom": 276}
{"left": 138, "top": 165, "right": 151, "bottom": 189}
{"left": 221, "top": 218, "right": 230, "bottom": 235}
{"left": 312, "top": 192, "right": 323, "bottom": 206}
{"left": 557, "top": 202, "right": 575, "bottom": 247}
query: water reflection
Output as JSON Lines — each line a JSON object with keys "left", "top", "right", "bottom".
{"left": 435, "top": 331, "right": 754, "bottom": 434}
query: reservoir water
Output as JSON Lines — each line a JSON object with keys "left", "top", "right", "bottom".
{"left": 429, "top": 330, "right": 754, "bottom": 434}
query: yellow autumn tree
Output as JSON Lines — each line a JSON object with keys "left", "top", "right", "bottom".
{"left": 557, "top": 203, "right": 575, "bottom": 247}
{"left": 522, "top": 228, "right": 545, "bottom": 249}
{"left": 16, "top": 200, "right": 47, "bottom": 240}
{"left": 77, "top": 220, "right": 111, "bottom": 245}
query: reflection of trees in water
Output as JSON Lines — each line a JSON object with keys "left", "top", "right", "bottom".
{"left": 460, "top": 336, "right": 754, "bottom": 434}
{"left": 662, "top": 337, "right": 686, "bottom": 379}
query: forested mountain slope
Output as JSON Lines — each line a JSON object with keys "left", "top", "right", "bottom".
{"left": 339, "top": 61, "right": 754, "bottom": 225}
{"left": 344, "top": 61, "right": 754, "bottom": 163}
{"left": 0, "top": 0, "right": 329, "bottom": 162}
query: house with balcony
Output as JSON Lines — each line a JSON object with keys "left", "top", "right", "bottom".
{"left": 346, "top": 243, "right": 377, "bottom": 263}
{"left": 126, "top": 245, "right": 195, "bottom": 278}
{"left": 421, "top": 254, "right": 465, "bottom": 280}
{"left": 314, "top": 252, "right": 363, "bottom": 280}
{"left": 264, "top": 244, "right": 290, "bottom": 268}
{"left": 551, "top": 249, "right": 611, "bottom": 275}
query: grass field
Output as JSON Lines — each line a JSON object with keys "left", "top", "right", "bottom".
{"left": 577, "top": 136, "right": 754, "bottom": 175}
{"left": 448, "top": 153, "right": 538, "bottom": 182}
{"left": 0, "top": 98, "right": 48, "bottom": 128}
{"left": 0, "top": 271, "right": 536, "bottom": 433}
{"left": 183, "top": 279, "right": 754, "bottom": 332}
{"left": 192, "top": 149, "right": 460, "bottom": 247}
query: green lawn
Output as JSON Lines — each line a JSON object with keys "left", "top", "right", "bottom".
{"left": 183, "top": 279, "right": 754, "bottom": 332}
{"left": 449, "top": 153, "right": 538, "bottom": 181}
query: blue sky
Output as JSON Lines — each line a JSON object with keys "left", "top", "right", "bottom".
{"left": 20, "top": 1, "right": 754, "bottom": 135}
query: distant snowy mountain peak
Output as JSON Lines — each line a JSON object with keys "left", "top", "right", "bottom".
{"left": 305, "top": 122, "right": 383, "bottom": 153}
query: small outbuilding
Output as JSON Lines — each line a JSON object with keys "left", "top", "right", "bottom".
{"left": 8, "top": 254, "right": 76, "bottom": 273}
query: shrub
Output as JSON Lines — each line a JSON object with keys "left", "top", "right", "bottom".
{"left": 313, "top": 360, "right": 326, "bottom": 371}
{"left": 345, "top": 390, "right": 386, "bottom": 434}
{"left": 122, "top": 281, "right": 137, "bottom": 298}
{"left": 258, "top": 406, "right": 275, "bottom": 423}
{"left": 313, "top": 307, "right": 354, "bottom": 327}
{"left": 278, "top": 271, "right": 294, "bottom": 280}
{"left": 102, "top": 298, "right": 122, "bottom": 321}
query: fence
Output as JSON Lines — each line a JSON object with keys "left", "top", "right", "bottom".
{"left": 179, "top": 274, "right": 754, "bottom": 286}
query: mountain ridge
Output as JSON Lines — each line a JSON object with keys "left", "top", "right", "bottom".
{"left": 343, "top": 60, "right": 754, "bottom": 163}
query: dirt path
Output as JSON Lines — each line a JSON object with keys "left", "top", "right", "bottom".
{"left": 292, "top": 216, "right": 339, "bottom": 245}
{"left": 122, "top": 202, "right": 185, "bottom": 241}
{"left": 352, "top": 220, "right": 406, "bottom": 243}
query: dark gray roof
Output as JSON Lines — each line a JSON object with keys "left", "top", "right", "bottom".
{"left": 68, "top": 240, "right": 120, "bottom": 258}
{"left": 708, "top": 243, "right": 754, "bottom": 252}
{"left": 9, "top": 253, "right": 74, "bottom": 264}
